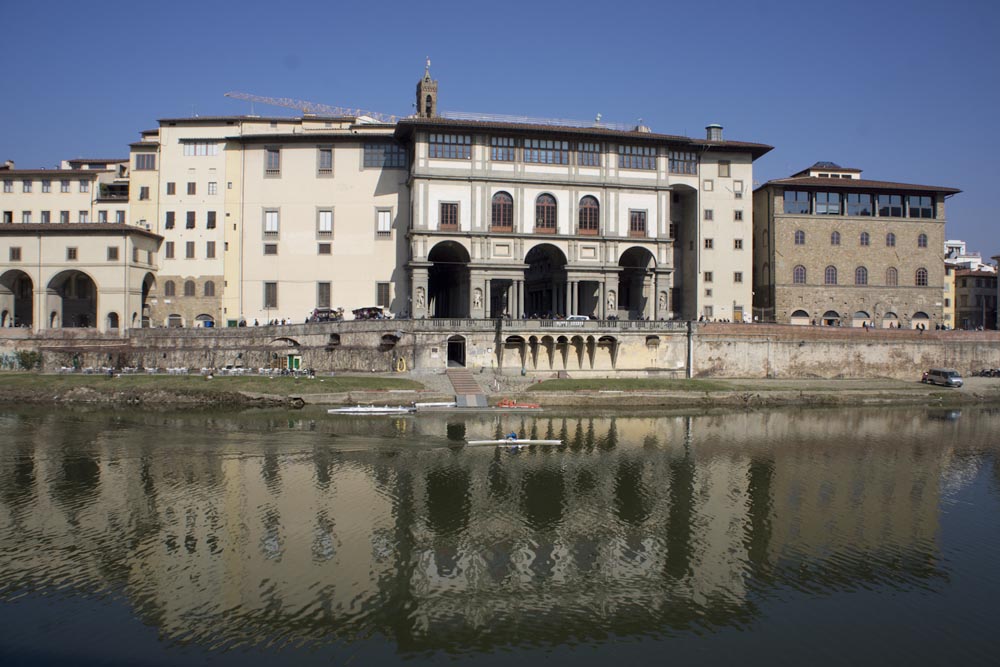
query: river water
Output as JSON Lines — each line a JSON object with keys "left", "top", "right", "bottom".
{"left": 1, "top": 404, "right": 999, "bottom": 665}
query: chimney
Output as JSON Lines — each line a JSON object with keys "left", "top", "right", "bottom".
{"left": 706, "top": 124, "right": 723, "bottom": 141}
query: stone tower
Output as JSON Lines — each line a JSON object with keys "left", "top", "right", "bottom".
{"left": 416, "top": 58, "right": 437, "bottom": 118}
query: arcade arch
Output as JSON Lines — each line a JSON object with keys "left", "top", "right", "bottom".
{"left": 0, "top": 270, "right": 33, "bottom": 328}
{"left": 428, "top": 241, "right": 470, "bottom": 318}
{"left": 47, "top": 270, "right": 97, "bottom": 329}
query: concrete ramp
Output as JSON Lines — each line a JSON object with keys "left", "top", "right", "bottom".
{"left": 446, "top": 368, "right": 488, "bottom": 407}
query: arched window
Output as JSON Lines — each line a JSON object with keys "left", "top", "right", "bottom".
{"left": 204, "top": 281, "right": 215, "bottom": 297}
{"left": 825, "top": 266, "right": 838, "bottom": 285}
{"left": 578, "top": 196, "right": 599, "bottom": 235}
{"left": 163, "top": 280, "right": 176, "bottom": 297}
{"left": 886, "top": 267, "right": 898, "bottom": 286}
{"left": 855, "top": 266, "right": 868, "bottom": 285}
{"left": 886, "top": 232, "right": 896, "bottom": 247}
{"left": 491, "top": 191, "right": 513, "bottom": 231}
{"left": 860, "top": 231, "right": 870, "bottom": 246}
{"left": 794, "top": 229, "right": 805, "bottom": 245}
{"left": 184, "top": 280, "right": 196, "bottom": 297}
{"left": 793, "top": 265, "right": 806, "bottom": 284}
{"left": 831, "top": 230, "right": 841, "bottom": 246}
{"left": 916, "top": 267, "right": 928, "bottom": 286}
{"left": 535, "top": 194, "right": 557, "bottom": 232}
{"left": 917, "top": 233, "right": 928, "bottom": 248}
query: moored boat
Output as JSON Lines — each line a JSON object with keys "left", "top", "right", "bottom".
{"left": 327, "top": 405, "right": 415, "bottom": 415}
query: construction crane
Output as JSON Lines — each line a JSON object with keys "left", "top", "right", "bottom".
{"left": 224, "top": 91, "right": 400, "bottom": 124}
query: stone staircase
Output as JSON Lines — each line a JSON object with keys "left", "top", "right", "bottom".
{"left": 446, "top": 368, "right": 488, "bottom": 407}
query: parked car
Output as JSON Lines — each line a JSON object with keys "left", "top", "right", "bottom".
{"left": 922, "top": 368, "right": 964, "bottom": 388}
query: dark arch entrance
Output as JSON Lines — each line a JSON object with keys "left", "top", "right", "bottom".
{"left": 428, "top": 241, "right": 470, "bottom": 318}
{"left": 618, "top": 247, "right": 656, "bottom": 319}
{"left": 447, "top": 335, "right": 466, "bottom": 367}
{"left": 524, "top": 244, "right": 567, "bottom": 317}
{"left": 47, "top": 270, "right": 97, "bottom": 329}
{"left": 141, "top": 273, "right": 155, "bottom": 328}
{"left": 0, "top": 270, "right": 33, "bottom": 328}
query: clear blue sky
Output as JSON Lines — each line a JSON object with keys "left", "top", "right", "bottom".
{"left": 4, "top": 0, "right": 998, "bottom": 256}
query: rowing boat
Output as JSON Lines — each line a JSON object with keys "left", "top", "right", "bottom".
{"left": 466, "top": 439, "right": 562, "bottom": 446}
{"left": 327, "top": 405, "right": 415, "bottom": 415}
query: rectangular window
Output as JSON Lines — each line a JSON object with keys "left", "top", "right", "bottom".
{"left": 133, "top": 247, "right": 139, "bottom": 263}
{"left": 577, "top": 142, "right": 601, "bottom": 167}
{"left": 41, "top": 210, "right": 50, "bottom": 224}
{"left": 207, "top": 182, "right": 217, "bottom": 195}
{"left": 79, "top": 180, "right": 89, "bottom": 193}
{"left": 364, "top": 142, "right": 407, "bottom": 168}
{"left": 783, "top": 190, "right": 810, "bottom": 214}
{"left": 60, "top": 180, "right": 70, "bottom": 193}
{"left": 733, "top": 180, "right": 744, "bottom": 198}
{"left": 734, "top": 210, "right": 744, "bottom": 221}
{"left": 78, "top": 211, "right": 88, "bottom": 223}
{"left": 21, "top": 211, "right": 31, "bottom": 223}
{"left": 2, "top": 180, "right": 11, "bottom": 193}
{"left": 525, "top": 139, "right": 570, "bottom": 165}
{"left": 206, "top": 211, "right": 216, "bottom": 229}
{"left": 134, "top": 153, "right": 156, "bottom": 170}
{"left": 734, "top": 272, "right": 743, "bottom": 283}
{"left": 318, "top": 243, "right": 332, "bottom": 255}
{"left": 166, "top": 182, "right": 176, "bottom": 195}
{"left": 107, "top": 247, "right": 119, "bottom": 261}
{"left": 439, "top": 202, "right": 458, "bottom": 230}
{"left": 165, "top": 241, "right": 174, "bottom": 259}
{"left": 139, "top": 186, "right": 150, "bottom": 200}
{"left": 878, "top": 194, "right": 903, "bottom": 217}
{"left": 734, "top": 238, "right": 743, "bottom": 249}
{"left": 317, "top": 147, "right": 333, "bottom": 174}
{"left": 376, "top": 209, "right": 392, "bottom": 237}
{"left": 490, "top": 136, "right": 517, "bottom": 162}
{"left": 2, "top": 211, "right": 11, "bottom": 224}
{"left": 908, "top": 195, "right": 934, "bottom": 218}
{"left": 815, "top": 192, "right": 841, "bottom": 215}
{"left": 263, "top": 243, "right": 278, "bottom": 255}
{"left": 67, "top": 247, "right": 78, "bottom": 261}
{"left": 703, "top": 179, "right": 714, "bottom": 191}
{"left": 668, "top": 150, "right": 697, "bottom": 174}
{"left": 116, "top": 210, "right": 125, "bottom": 224}
{"left": 264, "top": 282, "right": 278, "bottom": 308}
{"left": 182, "top": 141, "right": 218, "bottom": 157}
{"left": 629, "top": 210, "right": 647, "bottom": 237}
{"left": 704, "top": 209, "right": 713, "bottom": 221}
{"left": 376, "top": 282, "right": 390, "bottom": 308}
{"left": 317, "top": 209, "right": 333, "bottom": 236}
{"left": 41, "top": 180, "right": 51, "bottom": 193}
{"left": 317, "top": 282, "right": 331, "bottom": 308}
{"left": 186, "top": 182, "right": 196, "bottom": 195}
{"left": 9, "top": 247, "right": 21, "bottom": 261}
{"left": 265, "top": 148, "right": 281, "bottom": 176}
{"left": 22, "top": 181, "right": 32, "bottom": 193}
{"left": 428, "top": 134, "right": 471, "bottom": 159}
{"left": 704, "top": 238, "right": 714, "bottom": 249}
{"left": 98, "top": 210, "right": 108, "bottom": 223}
{"left": 60, "top": 210, "right": 69, "bottom": 224}
{"left": 846, "top": 193, "right": 872, "bottom": 216}
{"left": 669, "top": 223, "right": 677, "bottom": 238}
{"left": 718, "top": 160, "right": 731, "bottom": 178}
{"left": 945, "top": 298, "right": 951, "bottom": 308}
{"left": 185, "top": 241, "right": 195, "bottom": 259}
{"left": 704, "top": 271, "right": 713, "bottom": 283}
{"left": 206, "top": 241, "right": 216, "bottom": 259}
{"left": 264, "top": 210, "right": 279, "bottom": 237}
{"left": 165, "top": 211, "right": 175, "bottom": 229}
{"left": 186, "top": 211, "right": 195, "bottom": 229}
{"left": 619, "top": 145, "right": 656, "bottom": 170}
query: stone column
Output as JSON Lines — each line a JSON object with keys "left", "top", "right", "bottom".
{"left": 484, "top": 279, "right": 491, "bottom": 318}
{"left": 599, "top": 281, "right": 606, "bottom": 320}
{"left": 516, "top": 280, "right": 524, "bottom": 318}
{"left": 643, "top": 274, "right": 653, "bottom": 319}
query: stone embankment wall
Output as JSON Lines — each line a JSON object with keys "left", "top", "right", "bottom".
{"left": 1, "top": 321, "right": 1000, "bottom": 379}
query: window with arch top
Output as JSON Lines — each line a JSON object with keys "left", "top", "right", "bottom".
{"left": 535, "top": 194, "right": 557, "bottom": 232}
{"left": 793, "top": 265, "right": 806, "bottom": 284}
{"left": 915, "top": 267, "right": 928, "bottom": 286}
{"left": 855, "top": 266, "right": 868, "bottom": 286}
{"left": 860, "top": 231, "right": 870, "bottom": 246}
{"left": 163, "top": 280, "right": 176, "bottom": 297}
{"left": 917, "top": 233, "right": 928, "bottom": 248}
{"left": 491, "top": 191, "right": 513, "bottom": 231}
{"left": 794, "top": 229, "right": 805, "bottom": 245}
{"left": 578, "top": 196, "right": 599, "bottom": 235}
{"left": 831, "top": 230, "right": 841, "bottom": 246}
{"left": 184, "top": 280, "right": 196, "bottom": 297}
{"left": 886, "top": 232, "right": 896, "bottom": 247}
{"left": 825, "top": 266, "right": 838, "bottom": 285}
{"left": 886, "top": 267, "right": 898, "bottom": 286}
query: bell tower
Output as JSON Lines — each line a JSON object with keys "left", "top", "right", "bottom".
{"left": 416, "top": 57, "right": 438, "bottom": 118}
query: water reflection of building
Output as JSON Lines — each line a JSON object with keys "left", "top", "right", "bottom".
{"left": 0, "top": 407, "right": 967, "bottom": 652}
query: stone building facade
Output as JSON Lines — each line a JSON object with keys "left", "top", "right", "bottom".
{"left": 954, "top": 268, "right": 997, "bottom": 330}
{"left": 753, "top": 162, "right": 960, "bottom": 328}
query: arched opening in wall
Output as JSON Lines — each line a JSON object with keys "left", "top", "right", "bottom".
{"left": 911, "top": 312, "right": 929, "bottom": 329}
{"left": 0, "top": 269, "right": 33, "bottom": 328}
{"left": 851, "top": 311, "right": 871, "bottom": 327}
{"left": 646, "top": 335, "right": 660, "bottom": 347}
{"left": 555, "top": 335, "right": 570, "bottom": 369}
{"left": 167, "top": 314, "right": 183, "bottom": 328}
{"left": 47, "top": 270, "right": 97, "bottom": 328}
{"left": 524, "top": 244, "right": 567, "bottom": 317}
{"left": 790, "top": 309, "right": 810, "bottom": 326}
{"left": 618, "top": 247, "right": 656, "bottom": 320}
{"left": 503, "top": 335, "right": 526, "bottom": 370}
{"left": 195, "top": 314, "right": 215, "bottom": 328}
{"left": 882, "top": 312, "right": 899, "bottom": 329}
{"left": 570, "top": 335, "right": 586, "bottom": 369}
{"left": 106, "top": 312, "right": 120, "bottom": 330}
{"left": 327, "top": 333, "right": 341, "bottom": 348}
{"left": 140, "top": 273, "right": 155, "bottom": 327}
{"left": 428, "top": 241, "right": 471, "bottom": 318}
{"left": 447, "top": 335, "right": 466, "bottom": 367}
{"left": 821, "top": 310, "right": 841, "bottom": 327}
{"left": 269, "top": 337, "right": 302, "bottom": 370}
{"left": 597, "top": 335, "right": 619, "bottom": 369}
{"left": 380, "top": 333, "right": 400, "bottom": 351}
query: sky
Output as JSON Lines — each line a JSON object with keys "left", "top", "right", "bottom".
{"left": 3, "top": 0, "right": 998, "bottom": 256}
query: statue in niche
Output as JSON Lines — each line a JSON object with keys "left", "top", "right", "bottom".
{"left": 473, "top": 288, "right": 483, "bottom": 310}
{"left": 658, "top": 292, "right": 667, "bottom": 312}
{"left": 607, "top": 291, "right": 616, "bottom": 312}
{"left": 415, "top": 287, "right": 425, "bottom": 310}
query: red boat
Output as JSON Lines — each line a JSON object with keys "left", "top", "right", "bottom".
{"left": 497, "top": 398, "right": 541, "bottom": 409}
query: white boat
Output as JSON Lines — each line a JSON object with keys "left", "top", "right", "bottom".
{"left": 466, "top": 439, "right": 563, "bottom": 446}
{"left": 327, "top": 405, "right": 415, "bottom": 415}
{"left": 413, "top": 401, "right": 458, "bottom": 410}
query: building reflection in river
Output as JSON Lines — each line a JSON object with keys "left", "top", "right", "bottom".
{"left": 0, "top": 406, "right": 980, "bottom": 653}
